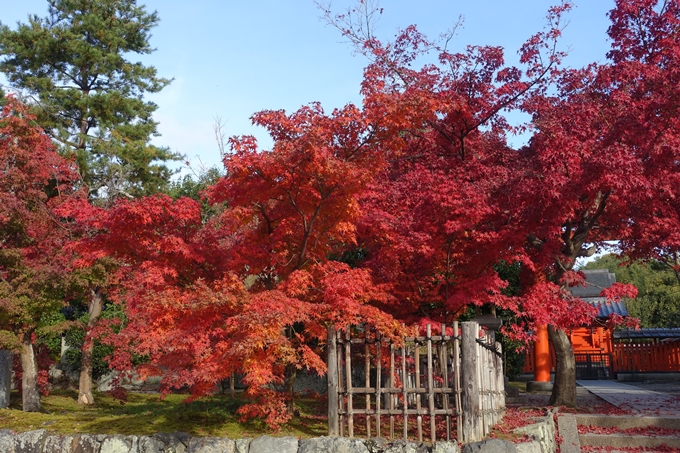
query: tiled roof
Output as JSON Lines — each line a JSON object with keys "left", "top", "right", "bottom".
{"left": 568, "top": 269, "right": 629, "bottom": 318}
{"left": 614, "top": 328, "right": 680, "bottom": 339}
{"left": 570, "top": 269, "right": 617, "bottom": 298}
{"left": 584, "top": 297, "right": 629, "bottom": 318}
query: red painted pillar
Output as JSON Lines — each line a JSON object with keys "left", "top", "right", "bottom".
{"left": 534, "top": 324, "right": 550, "bottom": 382}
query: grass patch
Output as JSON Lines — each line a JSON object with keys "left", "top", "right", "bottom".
{"left": 0, "top": 390, "right": 328, "bottom": 438}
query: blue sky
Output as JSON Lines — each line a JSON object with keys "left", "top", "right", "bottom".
{"left": 2, "top": 1, "right": 616, "bottom": 173}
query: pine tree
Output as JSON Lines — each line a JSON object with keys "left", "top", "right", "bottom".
{"left": 0, "top": 0, "right": 180, "bottom": 405}
{"left": 0, "top": 0, "right": 179, "bottom": 202}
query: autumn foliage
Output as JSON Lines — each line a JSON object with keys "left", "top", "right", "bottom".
{"left": 0, "top": 97, "right": 82, "bottom": 411}
{"left": 6, "top": 0, "right": 680, "bottom": 425}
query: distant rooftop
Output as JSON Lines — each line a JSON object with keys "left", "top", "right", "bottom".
{"left": 570, "top": 269, "right": 617, "bottom": 298}
{"left": 614, "top": 328, "right": 680, "bottom": 340}
{"left": 570, "top": 269, "right": 629, "bottom": 318}
{"left": 587, "top": 298, "right": 628, "bottom": 318}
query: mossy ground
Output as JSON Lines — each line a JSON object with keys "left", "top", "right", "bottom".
{"left": 0, "top": 390, "right": 328, "bottom": 438}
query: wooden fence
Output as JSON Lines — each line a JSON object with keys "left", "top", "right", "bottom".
{"left": 613, "top": 341, "right": 680, "bottom": 372}
{"left": 327, "top": 321, "right": 505, "bottom": 444}
{"left": 522, "top": 340, "right": 680, "bottom": 374}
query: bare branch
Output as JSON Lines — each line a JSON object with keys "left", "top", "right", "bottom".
{"left": 213, "top": 116, "right": 228, "bottom": 159}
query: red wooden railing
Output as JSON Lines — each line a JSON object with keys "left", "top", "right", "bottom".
{"left": 522, "top": 340, "right": 680, "bottom": 374}
{"left": 612, "top": 341, "right": 680, "bottom": 372}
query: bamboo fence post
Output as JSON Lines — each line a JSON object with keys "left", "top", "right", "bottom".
{"left": 461, "top": 321, "right": 481, "bottom": 443}
{"left": 345, "top": 328, "right": 354, "bottom": 437}
{"left": 338, "top": 328, "right": 345, "bottom": 437}
{"left": 487, "top": 336, "right": 498, "bottom": 432}
{"left": 401, "top": 341, "right": 409, "bottom": 440}
{"left": 477, "top": 329, "right": 486, "bottom": 435}
{"left": 327, "top": 326, "right": 339, "bottom": 436}
{"left": 483, "top": 330, "right": 491, "bottom": 435}
{"left": 453, "top": 321, "right": 461, "bottom": 441}
{"left": 496, "top": 339, "right": 505, "bottom": 422}
{"left": 415, "top": 336, "right": 422, "bottom": 442}
{"left": 426, "top": 324, "right": 436, "bottom": 443}
{"left": 376, "top": 334, "right": 382, "bottom": 438}
{"left": 390, "top": 343, "right": 395, "bottom": 439}
{"left": 441, "top": 322, "right": 451, "bottom": 440}
{"left": 365, "top": 339, "right": 371, "bottom": 438}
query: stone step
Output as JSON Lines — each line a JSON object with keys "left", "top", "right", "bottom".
{"left": 576, "top": 414, "right": 680, "bottom": 430}
{"left": 579, "top": 432, "right": 680, "bottom": 449}
{"left": 574, "top": 414, "right": 680, "bottom": 451}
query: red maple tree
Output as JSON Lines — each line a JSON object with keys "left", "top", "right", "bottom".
{"left": 509, "top": 0, "right": 679, "bottom": 405}
{"left": 69, "top": 103, "right": 401, "bottom": 428}
{"left": 332, "top": 3, "right": 570, "bottom": 331}
{"left": 64, "top": 0, "right": 680, "bottom": 424}
{"left": 0, "top": 97, "right": 81, "bottom": 411}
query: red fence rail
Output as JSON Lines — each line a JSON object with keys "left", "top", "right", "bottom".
{"left": 522, "top": 340, "right": 680, "bottom": 374}
{"left": 613, "top": 341, "right": 680, "bottom": 372}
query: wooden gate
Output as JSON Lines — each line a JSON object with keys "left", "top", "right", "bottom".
{"left": 327, "top": 321, "right": 505, "bottom": 443}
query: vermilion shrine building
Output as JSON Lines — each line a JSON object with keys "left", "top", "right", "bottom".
{"left": 525, "top": 269, "right": 680, "bottom": 383}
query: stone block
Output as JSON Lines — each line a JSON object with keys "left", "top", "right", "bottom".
{"left": 299, "top": 436, "right": 369, "bottom": 453}
{"left": 149, "top": 431, "right": 191, "bottom": 453}
{"left": 462, "top": 438, "right": 517, "bottom": 453}
{"left": 74, "top": 434, "right": 103, "bottom": 453}
{"left": 234, "top": 438, "right": 251, "bottom": 453}
{"left": 15, "top": 429, "right": 48, "bottom": 453}
{"left": 44, "top": 434, "right": 77, "bottom": 453}
{"left": 514, "top": 440, "right": 541, "bottom": 453}
{"left": 100, "top": 434, "right": 136, "bottom": 453}
{"left": 556, "top": 414, "right": 579, "bottom": 453}
{"left": 514, "top": 414, "right": 556, "bottom": 453}
{"left": 384, "top": 439, "right": 429, "bottom": 453}
{"left": 364, "top": 437, "right": 386, "bottom": 453}
{"left": 432, "top": 441, "right": 461, "bottom": 453}
{"left": 0, "top": 429, "right": 15, "bottom": 453}
{"left": 249, "top": 436, "right": 298, "bottom": 453}
{"left": 138, "top": 435, "right": 165, "bottom": 453}
{"left": 187, "top": 436, "right": 236, "bottom": 453}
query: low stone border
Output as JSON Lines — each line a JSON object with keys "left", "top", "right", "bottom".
{"left": 0, "top": 429, "right": 463, "bottom": 453}
{"left": 0, "top": 419, "right": 559, "bottom": 453}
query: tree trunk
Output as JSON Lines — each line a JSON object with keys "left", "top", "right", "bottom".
{"left": 547, "top": 325, "right": 576, "bottom": 407}
{"left": 0, "top": 350, "right": 12, "bottom": 408}
{"left": 20, "top": 331, "right": 41, "bottom": 412}
{"left": 78, "top": 288, "right": 103, "bottom": 405}
{"left": 283, "top": 363, "right": 298, "bottom": 415}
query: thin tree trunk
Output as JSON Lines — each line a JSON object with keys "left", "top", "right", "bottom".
{"left": 547, "top": 325, "right": 576, "bottom": 407}
{"left": 283, "top": 363, "right": 298, "bottom": 415}
{"left": 0, "top": 350, "right": 13, "bottom": 408}
{"left": 20, "top": 331, "right": 41, "bottom": 412}
{"left": 78, "top": 288, "right": 103, "bottom": 405}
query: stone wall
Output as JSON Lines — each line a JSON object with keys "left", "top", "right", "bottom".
{"left": 0, "top": 430, "right": 464, "bottom": 453}
{"left": 0, "top": 413, "right": 557, "bottom": 453}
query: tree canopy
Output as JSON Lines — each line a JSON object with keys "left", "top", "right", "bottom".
{"left": 5, "top": 0, "right": 680, "bottom": 424}
{"left": 0, "top": 97, "right": 82, "bottom": 411}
